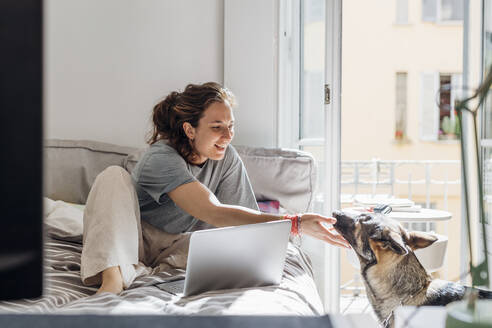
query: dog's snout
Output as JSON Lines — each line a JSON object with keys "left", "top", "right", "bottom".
{"left": 332, "top": 210, "right": 354, "bottom": 229}
{"left": 332, "top": 211, "right": 355, "bottom": 244}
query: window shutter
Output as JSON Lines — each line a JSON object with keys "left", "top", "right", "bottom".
{"left": 395, "top": 72, "right": 408, "bottom": 136}
{"left": 396, "top": 0, "right": 409, "bottom": 24}
{"left": 420, "top": 72, "right": 439, "bottom": 141}
{"left": 422, "top": 0, "right": 437, "bottom": 22}
{"left": 451, "top": 73, "right": 463, "bottom": 113}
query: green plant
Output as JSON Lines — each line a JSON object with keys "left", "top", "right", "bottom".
{"left": 441, "top": 116, "right": 455, "bottom": 135}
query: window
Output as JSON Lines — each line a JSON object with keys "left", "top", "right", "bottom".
{"left": 420, "top": 72, "right": 461, "bottom": 141}
{"left": 395, "top": 72, "right": 408, "bottom": 140}
{"left": 438, "top": 74, "right": 461, "bottom": 140}
{"left": 396, "top": 0, "right": 409, "bottom": 24}
{"left": 300, "top": 0, "right": 325, "bottom": 141}
{"left": 422, "top": 0, "right": 463, "bottom": 23}
{"left": 441, "top": 0, "right": 464, "bottom": 21}
{"left": 298, "top": 0, "right": 326, "bottom": 209}
{"left": 278, "top": 0, "right": 326, "bottom": 149}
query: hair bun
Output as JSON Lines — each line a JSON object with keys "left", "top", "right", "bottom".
{"left": 151, "top": 91, "right": 179, "bottom": 135}
{"left": 165, "top": 91, "right": 179, "bottom": 108}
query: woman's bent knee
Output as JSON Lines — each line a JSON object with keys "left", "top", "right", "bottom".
{"left": 97, "top": 165, "right": 131, "bottom": 182}
{"left": 100, "top": 165, "right": 127, "bottom": 177}
{"left": 90, "top": 165, "right": 134, "bottom": 194}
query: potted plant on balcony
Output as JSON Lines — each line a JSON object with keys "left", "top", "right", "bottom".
{"left": 440, "top": 116, "right": 458, "bottom": 140}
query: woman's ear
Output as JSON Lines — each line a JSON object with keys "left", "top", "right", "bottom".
{"left": 182, "top": 122, "right": 195, "bottom": 140}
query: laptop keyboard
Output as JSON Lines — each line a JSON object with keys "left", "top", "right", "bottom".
{"left": 156, "top": 279, "right": 185, "bottom": 295}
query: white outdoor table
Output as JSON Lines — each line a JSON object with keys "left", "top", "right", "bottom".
{"left": 388, "top": 208, "right": 452, "bottom": 222}
{"left": 343, "top": 207, "right": 452, "bottom": 222}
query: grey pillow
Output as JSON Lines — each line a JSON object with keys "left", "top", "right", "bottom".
{"left": 44, "top": 139, "right": 137, "bottom": 204}
{"left": 234, "top": 146, "right": 317, "bottom": 213}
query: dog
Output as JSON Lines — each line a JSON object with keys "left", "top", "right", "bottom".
{"left": 332, "top": 210, "right": 491, "bottom": 328}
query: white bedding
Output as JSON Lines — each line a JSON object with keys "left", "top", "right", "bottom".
{"left": 0, "top": 199, "right": 324, "bottom": 315}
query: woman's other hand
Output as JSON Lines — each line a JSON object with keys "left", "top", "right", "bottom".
{"left": 300, "top": 213, "right": 350, "bottom": 248}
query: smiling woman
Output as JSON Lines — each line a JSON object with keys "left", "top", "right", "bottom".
{"left": 80, "top": 81, "right": 349, "bottom": 295}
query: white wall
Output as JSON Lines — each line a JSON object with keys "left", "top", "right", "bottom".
{"left": 44, "top": 0, "right": 224, "bottom": 148}
{"left": 224, "top": 0, "right": 279, "bottom": 148}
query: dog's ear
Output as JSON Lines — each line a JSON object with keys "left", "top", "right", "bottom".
{"left": 370, "top": 230, "right": 408, "bottom": 255}
{"left": 405, "top": 231, "right": 438, "bottom": 250}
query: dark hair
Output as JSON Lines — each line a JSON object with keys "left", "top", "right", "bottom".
{"left": 147, "top": 82, "right": 236, "bottom": 163}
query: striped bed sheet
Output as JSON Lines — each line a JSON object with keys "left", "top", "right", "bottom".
{"left": 0, "top": 200, "right": 324, "bottom": 315}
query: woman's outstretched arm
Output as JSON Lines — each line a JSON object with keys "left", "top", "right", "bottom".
{"left": 168, "top": 181, "right": 349, "bottom": 248}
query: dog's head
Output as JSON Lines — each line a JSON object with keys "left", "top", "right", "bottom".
{"left": 332, "top": 210, "right": 438, "bottom": 267}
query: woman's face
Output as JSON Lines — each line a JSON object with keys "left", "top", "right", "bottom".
{"left": 185, "top": 101, "right": 235, "bottom": 164}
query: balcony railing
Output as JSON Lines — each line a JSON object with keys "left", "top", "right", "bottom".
{"left": 340, "top": 159, "right": 461, "bottom": 210}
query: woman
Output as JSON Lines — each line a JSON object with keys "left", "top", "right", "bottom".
{"left": 80, "top": 82, "right": 349, "bottom": 295}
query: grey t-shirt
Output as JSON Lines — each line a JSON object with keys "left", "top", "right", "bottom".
{"left": 131, "top": 140, "right": 259, "bottom": 234}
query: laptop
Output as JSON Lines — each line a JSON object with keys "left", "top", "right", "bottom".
{"left": 155, "top": 220, "right": 291, "bottom": 297}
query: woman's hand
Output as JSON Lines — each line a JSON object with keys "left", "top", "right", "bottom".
{"left": 300, "top": 213, "right": 350, "bottom": 248}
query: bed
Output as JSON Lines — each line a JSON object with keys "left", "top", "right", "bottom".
{"left": 0, "top": 139, "right": 323, "bottom": 316}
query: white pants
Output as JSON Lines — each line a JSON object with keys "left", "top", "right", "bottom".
{"left": 80, "top": 166, "right": 190, "bottom": 289}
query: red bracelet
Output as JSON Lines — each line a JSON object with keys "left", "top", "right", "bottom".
{"left": 284, "top": 214, "right": 300, "bottom": 235}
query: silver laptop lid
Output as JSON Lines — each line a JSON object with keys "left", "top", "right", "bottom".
{"left": 183, "top": 220, "right": 291, "bottom": 297}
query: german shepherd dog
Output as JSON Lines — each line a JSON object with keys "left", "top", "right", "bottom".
{"left": 332, "top": 210, "right": 491, "bottom": 328}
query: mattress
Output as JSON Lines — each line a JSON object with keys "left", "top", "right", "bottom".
{"left": 0, "top": 199, "right": 323, "bottom": 315}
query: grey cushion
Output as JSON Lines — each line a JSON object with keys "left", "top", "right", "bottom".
{"left": 45, "top": 139, "right": 317, "bottom": 213}
{"left": 44, "top": 139, "right": 137, "bottom": 204}
{"left": 234, "top": 146, "right": 317, "bottom": 213}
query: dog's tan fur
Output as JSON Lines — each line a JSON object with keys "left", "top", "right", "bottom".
{"left": 365, "top": 237, "right": 432, "bottom": 325}
{"left": 332, "top": 211, "right": 467, "bottom": 328}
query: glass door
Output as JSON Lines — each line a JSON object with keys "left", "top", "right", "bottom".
{"left": 278, "top": 0, "right": 341, "bottom": 312}
{"left": 481, "top": 0, "right": 492, "bottom": 284}
{"left": 280, "top": 0, "right": 475, "bottom": 315}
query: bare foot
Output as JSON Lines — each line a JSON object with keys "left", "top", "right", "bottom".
{"left": 96, "top": 281, "right": 123, "bottom": 294}
{"left": 96, "top": 266, "right": 123, "bottom": 295}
